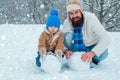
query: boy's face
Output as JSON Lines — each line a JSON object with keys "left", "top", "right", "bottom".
{"left": 48, "top": 26, "right": 58, "bottom": 34}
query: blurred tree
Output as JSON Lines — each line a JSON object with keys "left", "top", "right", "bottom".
{"left": 82, "top": 0, "right": 120, "bottom": 31}
{"left": 0, "top": 0, "right": 119, "bottom": 31}
{"left": 27, "top": 0, "right": 67, "bottom": 24}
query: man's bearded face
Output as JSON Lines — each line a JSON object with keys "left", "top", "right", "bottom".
{"left": 71, "top": 16, "right": 83, "bottom": 27}
{"left": 69, "top": 10, "right": 83, "bottom": 27}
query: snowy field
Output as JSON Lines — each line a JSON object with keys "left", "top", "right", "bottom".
{"left": 0, "top": 24, "right": 120, "bottom": 80}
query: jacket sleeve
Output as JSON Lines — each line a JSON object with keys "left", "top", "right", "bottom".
{"left": 62, "top": 19, "right": 73, "bottom": 51}
{"left": 90, "top": 14, "right": 110, "bottom": 56}
{"left": 55, "top": 33, "right": 64, "bottom": 51}
{"left": 38, "top": 31, "right": 47, "bottom": 51}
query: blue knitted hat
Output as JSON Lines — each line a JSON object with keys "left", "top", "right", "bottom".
{"left": 46, "top": 9, "right": 60, "bottom": 29}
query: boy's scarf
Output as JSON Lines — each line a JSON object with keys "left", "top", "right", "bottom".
{"left": 73, "top": 22, "right": 86, "bottom": 52}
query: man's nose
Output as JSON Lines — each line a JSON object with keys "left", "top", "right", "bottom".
{"left": 73, "top": 14, "right": 75, "bottom": 17}
{"left": 73, "top": 13, "right": 77, "bottom": 18}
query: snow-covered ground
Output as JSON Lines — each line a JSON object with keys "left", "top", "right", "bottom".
{"left": 0, "top": 24, "right": 120, "bottom": 80}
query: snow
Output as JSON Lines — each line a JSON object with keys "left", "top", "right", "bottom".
{"left": 1, "top": 35, "right": 6, "bottom": 40}
{"left": 41, "top": 55, "right": 61, "bottom": 74}
{"left": 40, "top": 4, "right": 45, "bottom": 9}
{"left": 68, "top": 52, "right": 90, "bottom": 71}
{"left": 109, "top": 14, "right": 112, "bottom": 17}
{"left": 0, "top": 24, "right": 120, "bottom": 80}
{"left": 27, "top": 14, "right": 30, "bottom": 17}
{"left": 0, "top": 13, "right": 2, "bottom": 16}
{"left": 45, "top": 14, "right": 48, "bottom": 18}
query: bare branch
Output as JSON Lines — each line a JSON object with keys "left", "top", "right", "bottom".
{"left": 95, "top": 0, "right": 100, "bottom": 7}
{"left": 93, "top": 8, "right": 101, "bottom": 12}
{"left": 103, "top": 2, "right": 118, "bottom": 17}
{"left": 105, "top": 5, "right": 120, "bottom": 23}
{"left": 106, "top": 23, "right": 120, "bottom": 30}
{"left": 82, "top": 0, "right": 91, "bottom": 6}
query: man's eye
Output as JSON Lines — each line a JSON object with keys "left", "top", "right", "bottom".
{"left": 69, "top": 12, "right": 73, "bottom": 15}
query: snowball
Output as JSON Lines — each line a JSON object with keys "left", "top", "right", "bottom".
{"left": 41, "top": 55, "right": 61, "bottom": 74}
{"left": 40, "top": 4, "right": 44, "bottom": 9}
{"left": 27, "top": 14, "right": 30, "bottom": 17}
{"left": 0, "top": 43, "right": 5, "bottom": 47}
{"left": 44, "top": 14, "right": 48, "bottom": 17}
{"left": 1, "top": 35, "right": 6, "bottom": 40}
{"left": 109, "top": 14, "right": 112, "bottom": 17}
{"left": 68, "top": 52, "right": 90, "bottom": 71}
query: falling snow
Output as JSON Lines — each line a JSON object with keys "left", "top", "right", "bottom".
{"left": 40, "top": 4, "right": 45, "bottom": 9}
{"left": 0, "top": 24, "right": 120, "bottom": 80}
{"left": 45, "top": 14, "right": 48, "bottom": 17}
{"left": 109, "top": 14, "right": 112, "bottom": 17}
{"left": 1, "top": 35, "right": 6, "bottom": 40}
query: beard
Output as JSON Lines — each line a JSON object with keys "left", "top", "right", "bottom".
{"left": 71, "top": 16, "right": 84, "bottom": 27}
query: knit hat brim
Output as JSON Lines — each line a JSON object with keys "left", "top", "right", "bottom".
{"left": 66, "top": 4, "right": 81, "bottom": 12}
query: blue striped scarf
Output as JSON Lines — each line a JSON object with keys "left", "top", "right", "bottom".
{"left": 73, "top": 22, "right": 86, "bottom": 52}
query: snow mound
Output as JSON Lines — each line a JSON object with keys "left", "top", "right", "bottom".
{"left": 68, "top": 52, "right": 90, "bottom": 71}
{"left": 41, "top": 55, "right": 61, "bottom": 74}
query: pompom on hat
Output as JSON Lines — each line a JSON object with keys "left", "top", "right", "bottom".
{"left": 46, "top": 9, "right": 60, "bottom": 29}
{"left": 66, "top": 0, "right": 83, "bottom": 12}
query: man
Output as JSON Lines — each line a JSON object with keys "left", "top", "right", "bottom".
{"left": 62, "top": 0, "right": 110, "bottom": 68}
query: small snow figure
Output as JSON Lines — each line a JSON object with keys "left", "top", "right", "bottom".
{"left": 41, "top": 54, "right": 61, "bottom": 73}
{"left": 35, "top": 9, "right": 64, "bottom": 73}
{"left": 68, "top": 52, "right": 90, "bottom": 71}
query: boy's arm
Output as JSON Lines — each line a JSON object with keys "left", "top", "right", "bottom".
{"left": 38, "top": 31, "right": 47, "bottom": 57}
{"left": 55, "top": 33, "right": 64, "bottom": 51}
{"left": 55, "top": 33, "right": 64, "bottom": 62}
{"left": 55, "top": 33, "right": 64, "bottom": 56}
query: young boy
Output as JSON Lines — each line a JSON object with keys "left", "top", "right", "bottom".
{"left": 36, "top": 9, "right": 64, "bottom": 67}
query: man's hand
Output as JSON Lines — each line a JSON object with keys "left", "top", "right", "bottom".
{"left": 81, "top": 51, "right": 96, "bottom": 62}
{"left": 64, "top": 49, "right": 73, "bottom": 60}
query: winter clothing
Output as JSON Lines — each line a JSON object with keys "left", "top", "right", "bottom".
{"left": 73, "top": 22, "right": 86, "bottom": 52}
{"left": 86, "top": 44, "right": 109, "bottom": 65}
{"left": 39, "top": 48, "right": 46, "bottom": 58}
{"left": 38, "top": 28, "right": 64, "bottom": 57}
{"left": 36, "top": 9, "right": 63, "bottom": 68}
{"left": 66, "top": 0, "right": 83, "bottom": 12}
{"left": 63, "top": 11, "right": 110, "bottom": 56}
{"left": 36, "top": 51, "right": 41, "bottom": 67}
{"left": 62, "top": 0, "right": 110, "bottom": 70}
{"left": 46, "top": 9, "right": 60, "bottom": 29}
{"left": 63, "top": 0, "right": 110, "bottom": 56}
{"left": 64, "top": 33, "right": 109, "bottom": 66}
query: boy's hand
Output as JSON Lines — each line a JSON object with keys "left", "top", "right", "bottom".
{"left": 55, "top": 50, "right": 63, "bottom": 62}
{"left": 64, "top": 49, "right": 73, "bottom": 60}
{"left": 39, "top": 48, "right": 46, "bottom": 59}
